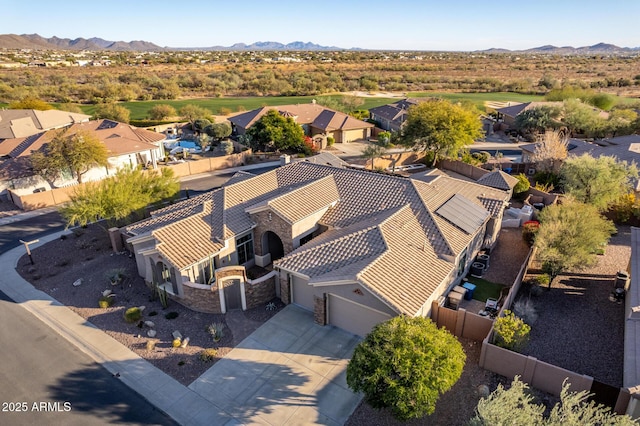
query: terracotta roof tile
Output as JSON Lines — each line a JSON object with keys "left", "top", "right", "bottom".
{"left": 153, "top": 202, "right": 223, "bottom": 270}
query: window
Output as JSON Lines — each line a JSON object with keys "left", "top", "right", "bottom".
{"left": 236, "top": 234, "right": 254, "bottom": 265}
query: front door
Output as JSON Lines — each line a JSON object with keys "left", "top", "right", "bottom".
{"left": 224, "top": 279, "right": 242, "bottom": 311}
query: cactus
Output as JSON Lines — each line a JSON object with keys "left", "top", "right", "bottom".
{"left": 157, "top": 285, "right": 169, "bottom": 308}
{"left": 172, "top": 338, "right": 182, "bottom": 348}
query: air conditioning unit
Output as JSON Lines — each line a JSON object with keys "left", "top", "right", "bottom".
{"left": 527, "top": 168, "right": 536, "bottom": 176}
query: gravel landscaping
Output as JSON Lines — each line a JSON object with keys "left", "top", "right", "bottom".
{"left": 15, "top": 225, "right": 284, "bottom": 386}
{"left": 516, "top": 225, "right": 631, "bottom": 388}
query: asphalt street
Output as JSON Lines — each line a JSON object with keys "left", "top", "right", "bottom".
{"left": 0, "top": 289, "right": 177, "bottom": 426}
{"left": 0, "top": 211, "right": 66, "bottom": 254}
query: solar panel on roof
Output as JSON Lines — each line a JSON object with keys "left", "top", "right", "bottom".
{"left": 436, "top": 194, "right": 489, "bottom": 234}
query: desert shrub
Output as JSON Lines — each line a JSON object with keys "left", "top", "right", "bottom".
{"left": 199, "top": 348, "right": 218, "bottom": 362}
{"left": 221, "top": 140, "right": 234, "bottom": 155}
{"left": 536, "top": 274, "right": 550, "bottom": 287}
{"left": 512, "top": 298, "right": 538, "bottom": 325}
{"left": 533, "top": 170, "right": 559, "bottom": 191}
{"left": 98, "top": 295, "right": 114, "bottom": 309}
{"left": 521, "top": 220, "right": 539, "bottom": 246}
{"left": 165, "top": 311, "right": 179, "bottom": 320}
{"left": 513, "top": 173, "right": 531, "bottom": 195}
{"left": 124, "top": 307, "right": 142, "bottom": 323}
{"left": 105, "top": 268, "right": 126, "bottom": 284}
{"left": 493, "top": 310, "right": 531, "bottom": 352}
{"left": 207, "top": 322, "right": 225, "bottom": 342}
{"left": 172, "top": 338, "right": 182, "bottom": 348}
{"left": 146, "top": 339, "right": 158, "bottom": 351}
{"left": 472, "top": 151, "right": 491, "bottom": 163}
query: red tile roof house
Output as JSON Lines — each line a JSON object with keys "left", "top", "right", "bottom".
{"left": 123, "top": 156, "right": 511, "bottom": 336}
{"left": 228, "top": 102, "right": 374, "bottom": 144}
{"left": 0, "top": 119, "right": 166, "bottom": 198}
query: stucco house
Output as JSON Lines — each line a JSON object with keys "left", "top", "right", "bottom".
{"left": 228, "top": 102, "right": 374, "bottom": 143}
{"left": 0, "top": 109, "right": 91, "bottom": 141}
{"left": 368, "top": 98, "right": 424, "bottom": 132}
{"left": 124, "top": 155, "right": 511, "bottom": 336}
{"left": 0, "top": 119, "right": 166, "bottom": 197}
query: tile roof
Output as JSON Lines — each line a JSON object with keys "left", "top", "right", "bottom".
{"left": 566, "top": 135, "right": 640, "bottom": 164}
{"left": 246, "top": 175, "right": 340, "bottom": 224}
{"left": 0, "top": 109, "right": 90, "bottom": 140}
{"left": 0, "top": 119, "right": 164, "bottom": 159}
{"left": 477, "top": 170, "right": 519, "bottom": 190}
{"left": 228, "top": 103, "right": 373, "bottom": 132}
{"left": 127, "top": 156, "right": 510, "bottom": 316}
{"left": 153, "top": 202, "right": 224, "bottom": 270}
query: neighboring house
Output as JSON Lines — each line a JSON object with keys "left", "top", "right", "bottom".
{"left": 0, "top": 109, "right": 90, "bottom": 141}
{"left": 495, "top": 102, "right": 563, "bottom": 127}
{"left": 368, "top": 98, "right": 424, "bottom": 132}
{"left": 123, "top": 155, "right": 510, "bottom": 337}
{"left": 228, "top": 102, "right": 374, "bottom": 143}
{"left": 521, "top": 135, "right": 640, "bottom": 166}
{"left": 0, "top": 119, "right": 165, "bottom": 196}
{"left": 496, "top": 101, "right": 608, "bottom": 129}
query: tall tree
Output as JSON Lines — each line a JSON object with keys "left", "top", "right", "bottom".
{"left": 179, "top": 104, "right": 212, "bottom": 127}
{"left": 470, "top": 376, "right": 637, "bottom": 426}
{"left": 514, "top": 106, "right": 561, "bottom": 137}
{"left": 30, "top": 130, "right": 109, "bottom": 185}
{"left": 94, "top": 103, "right": 131, "bottom": 123}
{"left": 346, "top": 316, "right": 465, "bottom": 421}
{"left": 204, "top": 122, "right": 232, "bottom": 141}
{"left": 530, "top": 130, "right": 568, "bottom": 173}
{"left": 61, "top": 167, "right": 179, "bottom": 229}
{"left": 398, "top": 99, "right": 482, "bottom": 166}
{"left": 247, "top": 109, "right": 304, "bottom": 152}
{"left": 561, "top": 154, "right": 638, "bottom": 211}
{"left": 148, "top": 104, "right": 177, "bottom": 121}
{"left": 534, "top": 201, "right": 616, "bottom": 286}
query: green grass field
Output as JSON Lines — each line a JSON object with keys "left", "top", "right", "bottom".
{"left": 407, "top": 91, "right": 545, "bottom": 108}
{"left": 74, "top": 96, "right": 398, "bottom": 120}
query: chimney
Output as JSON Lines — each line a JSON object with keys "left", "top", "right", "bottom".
{"left": 280, "top": 154, "right": 291, "bottom": 166}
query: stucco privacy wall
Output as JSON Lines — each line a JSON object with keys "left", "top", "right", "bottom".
{"left": 8, "top": 150, "right": 251, "bottom": 210}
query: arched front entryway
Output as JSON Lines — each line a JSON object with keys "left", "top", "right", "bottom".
{"left": 262, "top": 231, "right": 284, "bottom": 264}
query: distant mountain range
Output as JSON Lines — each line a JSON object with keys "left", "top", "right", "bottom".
{"left": 0, "top": 34, "right": 344, "bottom": 51}
{"left": 0, "top": 34, "right": 638, "bottom": 54}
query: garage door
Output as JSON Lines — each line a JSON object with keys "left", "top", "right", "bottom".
{"left": 291, "top": 275, "right": 315, "bottom": 311}
{"left": 328, "top": 294, "right": 392, "bottom": 337}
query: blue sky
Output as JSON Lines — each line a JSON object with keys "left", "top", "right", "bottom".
{"left": 5, "top": 0, "right": 640, "bottom": 51}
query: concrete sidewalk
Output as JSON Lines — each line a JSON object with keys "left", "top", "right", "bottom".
{"left": 0, "top": 230, "right": 362, "bottom": 425}
{"left": 0, "top": 231, "right": 234, "bottom": 425}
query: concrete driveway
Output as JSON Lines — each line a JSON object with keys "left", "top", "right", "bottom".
{"left": 189, "top": 305, "right": 362, "bottom": 425}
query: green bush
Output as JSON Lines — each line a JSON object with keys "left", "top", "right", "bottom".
{"left": 124, "top": 307, "right": 142, "bottom": 323}
{"left": 199, "top": 348, "right": 218, "bottom": 362}
{"left": 513, "top": 173, "right": 531, "bottom": 194}
{"left": 98, "top": 295, "right": 114, "bottom": 309}
{"left": 327, "top": 136, "right": 335, "bottom": 146}
{"left": 493, "top": 310, "right": 531, "bottom": 352}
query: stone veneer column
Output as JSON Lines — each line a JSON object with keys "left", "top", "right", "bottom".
{"left": 313, "top": 294, "right": 327, "bottom": 326}
{"left": 279, "top": 275, "right": 290, "bottom": 304}
{"left": 108, "top": 227, "right": 124, "bottom": 253}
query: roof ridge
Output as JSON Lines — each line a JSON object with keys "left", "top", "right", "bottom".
{"left": 280, "top": 223, "right": 385, "bottom": 263}
{"left": 409, "top": 179, "right": 456, "bottom": 257}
